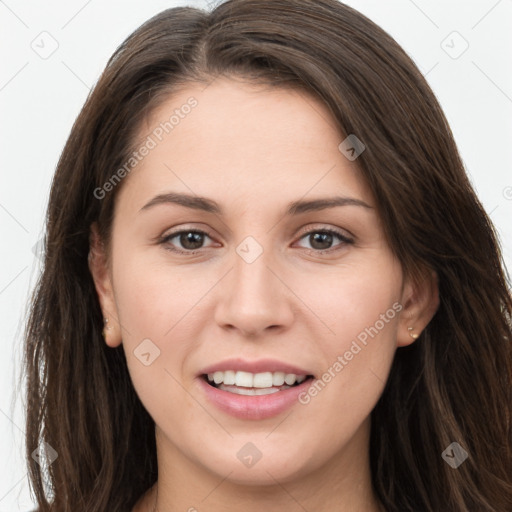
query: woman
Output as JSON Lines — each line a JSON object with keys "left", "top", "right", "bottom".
{"left": 23, "top": 0, "right": 512, "bottom": 510}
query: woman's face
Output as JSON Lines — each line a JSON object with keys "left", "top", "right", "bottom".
{"left": 92, "top": 77, "right": 421, "bottom": 486}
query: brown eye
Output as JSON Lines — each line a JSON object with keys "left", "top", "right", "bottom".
{"left": 160, "top": 229, "right": 214, "bottom": 254}
{"left": 296, "top": 228, "right": 353, "bottom": 253}
{"left": 309, "top": 232, "right": 334, "bottom": 250}
{"left": 177, "top": 231, "right": 205, "bottom": 250}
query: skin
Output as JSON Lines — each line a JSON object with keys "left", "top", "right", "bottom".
{"left": 89, "top": 77, "right": 438, "bottom": 512}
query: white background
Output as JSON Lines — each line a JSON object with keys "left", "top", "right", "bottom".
{"left": 1, "top": 0, "right": 511, "bottom": 510}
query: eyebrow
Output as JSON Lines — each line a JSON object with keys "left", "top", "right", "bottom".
{"left": 139, "top": 192, "right": 372, "bottom": 215}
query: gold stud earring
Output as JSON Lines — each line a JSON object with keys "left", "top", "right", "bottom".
{"left": 408, "top": 326, "right": 419, "bottom": 339}
{"left": 102, "top": 317, "right": 110, "bottom": 339}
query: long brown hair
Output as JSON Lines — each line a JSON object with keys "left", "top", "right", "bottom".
{"left": 23, "top": 1, "right": 512, "bottom": 510}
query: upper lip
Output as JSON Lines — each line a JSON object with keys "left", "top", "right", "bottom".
{"left": 199, "top": 358, "right": 314, "bottom": 377}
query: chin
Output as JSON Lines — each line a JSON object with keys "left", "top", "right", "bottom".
{"left": 198, "top": 440, "right": 319, "bottom": 486}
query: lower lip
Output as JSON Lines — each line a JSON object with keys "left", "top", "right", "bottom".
{"left": 197, "top": 376, "right": 314, "bottom": 420}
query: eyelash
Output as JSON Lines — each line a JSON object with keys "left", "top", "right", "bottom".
{"left": 158, "top": 227, "right": 354, "bottom": 256}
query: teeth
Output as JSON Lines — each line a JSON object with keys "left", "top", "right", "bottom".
{"left": 235, "top": 371, "right": 253, "bottom": 387}
{"left": 223, "top": 370, "right": 236, "bottom": 385}
{"left": 285, "top": 374, "right": 298, "bottom": 385}
{"left": 218, "top": 384, "right": 287, "bottom": 396}
{"left": 206, "top": 370, "right": 308, "bottom": 388}
{"left": 253, "top": 372, "right": 273, "bottom": 388}
{"left": 272, "top": 372, "right": 285, "bottom": 386}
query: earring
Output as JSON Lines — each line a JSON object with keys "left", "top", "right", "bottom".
{"left": 408, "top": 326, "right": 419, "bottom": 339}
{"left": 102, "top": 317, "right": 110, "bottom": 339}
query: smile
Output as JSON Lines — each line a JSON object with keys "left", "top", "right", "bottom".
{"left": 206, "top": 370, "right": 308, "bottom": 396}
{"left": 199, "top": 371, "right": 315, "bottom": 420}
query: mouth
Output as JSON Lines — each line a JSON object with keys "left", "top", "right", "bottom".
{"left": 198, "top": 363, "right": 317, "bottom": 420}
{"left": 202, "top": 371, "right": 315, "bottom": 396}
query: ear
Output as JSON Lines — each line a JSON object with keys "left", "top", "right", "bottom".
{"left": 88, "top": 222, "right": 122, "bottom": 348}
{"left": 397, "top": 269, "right": 439, "bottom": 347}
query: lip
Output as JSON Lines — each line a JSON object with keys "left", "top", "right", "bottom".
{"left": 199, "top": 358, "right": 313, "bottom": 377}
{"left": 197, "top": 374, "right": 314, "bottom": 420}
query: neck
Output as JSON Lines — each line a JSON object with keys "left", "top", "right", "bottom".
{"left": 134, "top": 418, "right": 384, "bottom": 512}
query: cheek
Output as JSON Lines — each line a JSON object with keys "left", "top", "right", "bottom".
{"left": 303, "top": 258, "right": 401, "bottom": 348}
{"left": 112, "top": 249, "right": 204, "bottom": 342}
{"left": 295, "top": 258, "right": 401, "bottom": 410}
{"left": 112, "top": 255, "right": 202, "bottom": 428}
{"left": 110, "top": 251, "right": 195, "bottom": 392}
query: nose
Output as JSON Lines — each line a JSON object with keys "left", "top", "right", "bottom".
{"left": 214, "top": 245, "right": 295, "bottom": 337}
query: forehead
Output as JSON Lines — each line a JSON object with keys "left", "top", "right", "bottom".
{"left": 117, "top": 78, "right": 372, "bottom": 215}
